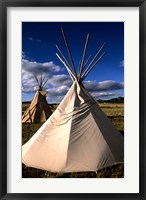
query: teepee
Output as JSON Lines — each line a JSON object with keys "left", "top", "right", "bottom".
{"left": 22, "top": 75, "right": 52, "bottom": 123}
{"left": 22, "top": 28, "right": 124, "bottom": 172}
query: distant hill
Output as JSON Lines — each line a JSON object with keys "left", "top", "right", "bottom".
{"left": 22, "top": 97, "right": 124, "bottom": 105}
{"left": 22, "top": 101, "right": 31, "bottom": 104}
{"left": 97, "top": 97, "right": 124, "bottom": 103}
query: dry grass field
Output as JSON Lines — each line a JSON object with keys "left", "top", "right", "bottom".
{"left": 22, "top": 102, "right": 124, "bottom": 178}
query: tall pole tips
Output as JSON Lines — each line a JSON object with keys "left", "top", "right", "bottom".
{"left": 56, "top": 28, "right": 106, "bottom": 84}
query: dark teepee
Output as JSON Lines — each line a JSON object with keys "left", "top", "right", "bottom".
{"left": 22, "top": 75, "right": 52, "bottom": 123}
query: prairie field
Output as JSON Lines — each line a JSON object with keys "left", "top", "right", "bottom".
{"left": 22, "top": 102, "right": 124, "bottom": 178}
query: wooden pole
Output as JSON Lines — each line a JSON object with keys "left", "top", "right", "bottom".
{"left": 55, "top": 44, "right": 75, "bottom": 76}
{"left": 56, "top": 53, "right": 76, "bottom": 82}
{"left": 82, "top": 55, "right": 91, "bottom": 72}
{"left": 78, "top": 33, "right": 89, "bottom": 80}
{"left": 81, "top": 52, "right": 106, "bottom": 81}
{"left": 81, "top": 42, "right": 106, "bottom": 80}
{"left": 61, "top": 27, "right": 77, "bottom": 77}
{"left": 42, "top": 78, "right": 49, "bottom": 88}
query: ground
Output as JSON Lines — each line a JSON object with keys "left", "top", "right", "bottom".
{"left": 22, "top": 102, "right": 124, "bottom": 178}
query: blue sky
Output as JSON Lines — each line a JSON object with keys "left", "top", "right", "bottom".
{"left": 22, "top": 22, "right": 124, "bottom": 103}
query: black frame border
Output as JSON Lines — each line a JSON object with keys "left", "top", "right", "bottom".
{"left": 0, "top": 0, "right": 145, "bottom": 199}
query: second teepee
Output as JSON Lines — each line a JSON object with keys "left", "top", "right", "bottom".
{"left": 22, "top": 75, "right": 52, "bottom": 123}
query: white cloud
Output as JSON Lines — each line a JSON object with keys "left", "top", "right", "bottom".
{"left": 28, "top": 37, "right": 33, "bottom": 41}
{"left": 22, "top": 72, "right": 37, "bottom": 93}
{"left": 36, "top": 39, "right": 41, "bottom": 42}
{"left": 45, "top": 80, "right": 123, "bottom": 102}
{"left": 120, "top": 60, "right": 124, "bottom": 67}
{"left": 91, "top": 91, "right": 122, "bottom": 100}
{"left": 22, "top": 54, "right": 124, "bottom": 103}
{"left": 46, "top": 95, "right": 64, "bottom": 104}
{"left": 46, "top": 85, "right": 70, "bottom": 104}
{"left": 84, "top": 80, "right": 124, "bottom": 92}
{"left": 28, "top": 37, "right": 42, "bottom": 43}
{"left": 47, "top": 85, "right": 69, "bottom": 97}
{"left": 22, "top": 51, "right": 26, "bottom": 59}
{"left": 22, "top": 51, "right": 31, "bottom": 60}
{"left": 22, "top": 59, "right": 62, "bottom": 75}
{"left": 22, "top": 75, "right": 124, "bottom": 102}
{"left": 22, "top": 57, "right": 64, "bottom": 93}
{"left": 47, "top": 74, "right": 72, "bottom": 87}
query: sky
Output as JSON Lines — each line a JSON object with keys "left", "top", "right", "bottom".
{"left": 22, "top": 22, "right": 124, "bottom": 103}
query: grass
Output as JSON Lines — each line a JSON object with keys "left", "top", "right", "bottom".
{"left": 99, "top": 103, "right": 124, "bottom": 135}
{"left": 22, "top": 102, "right": 124, "bottom": 178}
{"left": 22, "top": 163, "right": 124, "bottom": 178}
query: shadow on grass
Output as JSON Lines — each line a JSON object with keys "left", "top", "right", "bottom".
{"left": 22, "top": 163, "right": 124, "bottom": 178}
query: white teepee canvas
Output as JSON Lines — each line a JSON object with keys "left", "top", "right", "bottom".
{"left": 22, "top": 28, "right": 124, "bottom": 172}
{"left": 22, "top": 75, "right": 52, "bottom": 123}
